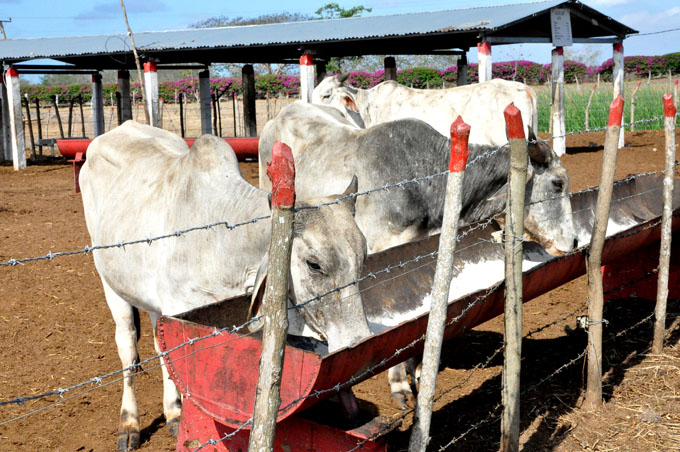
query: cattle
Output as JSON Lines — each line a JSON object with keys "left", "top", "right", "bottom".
{"left": 80, "top": 121, "right": 371, "bottom": 451}
{"left": 312, "top": 75, "right": 538, "bottom": 147}
{"left": 260, "top": 101, "right": 577, "bottom": 256}
{"left": 259, "top": 104, "right": 577, "bottom": 409}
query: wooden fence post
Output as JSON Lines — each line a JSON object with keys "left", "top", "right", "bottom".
{"left": 584, "top": 95, "right": 624, "bottom": 411}
{"left": 51, "top": 95, "right": 64, "bottom": 138}
{"left": 500, "top": 103, "right": 529, "bottom": 452}
{"left": 652, "top": 94, "right": 678, "bottom": 354}
{"left": 248, "top": 141, "right": 296, "bottom": 452}
{"left": 34, "top": 98, "right": 43, "bottom": 157}
{"left": 630, "top": 81, "right": 641, "bottom": 132}
{"left": 585, "top": 83, "right": 597, "bottom": 131}
{"left": 408, "top": 117, "right": 471, "bottom": 452}
{"left": 178, "top": 92, "right": 185, "bottom": 138}
{"left": 23, "top": 95, "right": 36, "bottom": 160}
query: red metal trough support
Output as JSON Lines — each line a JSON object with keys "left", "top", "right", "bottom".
{"left": 56, "top": 137, "right": 259, "bottom": 161}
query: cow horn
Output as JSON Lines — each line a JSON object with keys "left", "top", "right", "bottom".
{"left": 336, "top": 73, "right": 350, "bottom": 84}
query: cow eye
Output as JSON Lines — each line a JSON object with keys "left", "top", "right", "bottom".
{"left": 552, "top": 179, "right": 564, "bottom": 192}
{"left": 306, "top": 259, "right": 325, "bottom": 275}
{"left": 321, "top": 92, "right": 331, "bottom": 100}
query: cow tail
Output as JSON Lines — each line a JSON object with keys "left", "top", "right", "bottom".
{"left": 133, "top": 306, "right": 141, "bottom": 343}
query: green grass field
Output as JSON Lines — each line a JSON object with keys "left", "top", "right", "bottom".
{"left": 534, "top": 80, "right": 676, "bottom": 134}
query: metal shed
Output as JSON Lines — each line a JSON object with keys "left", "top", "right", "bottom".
{"left": 0, "top": 0, "right": 637, "bottom": 169}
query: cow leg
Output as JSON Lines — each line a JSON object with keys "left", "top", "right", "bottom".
{"left": 405, "top": 357, "right": 421, "bottom": 392}
{"left": 103, "top": 280, "right": 141, "bottom": 451}
{"left": 388, "top": 363, "right": 416, "bottom": 410}
{"left": 148, "top": 312, "right": 182, "bottom": 437}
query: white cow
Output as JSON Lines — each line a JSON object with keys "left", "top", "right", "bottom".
{"left": 312, "top": 75, "right": 538, "bottom": 147}
{"left": 80, "top": 121, "right": 371, "bottom": 451}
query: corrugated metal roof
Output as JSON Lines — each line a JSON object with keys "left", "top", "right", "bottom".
{"left": 0, "top": 0, "right": 635, "bottom": 63}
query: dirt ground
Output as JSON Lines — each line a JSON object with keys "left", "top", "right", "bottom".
{"left": 0, "top": 128, "right": 679, "bottom": 452}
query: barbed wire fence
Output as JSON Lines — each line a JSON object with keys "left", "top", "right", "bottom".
{"left": 0, "top": 108, "right": 678, "bottom": 452}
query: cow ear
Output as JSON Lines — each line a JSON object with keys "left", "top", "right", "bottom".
{"left": 342, "top": 95, "right": 359, "bottom": 113}
{"left": 247, "top": 254, "right": 268, "bottom": 332}
{"left": 341, "top": 175, "right": 359, "bottom": 217}
{"left": 527, "top": 128, "right": 550, "bottom": 164}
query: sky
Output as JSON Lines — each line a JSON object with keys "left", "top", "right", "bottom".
{"left": 1, "top": 0, "right": 679, "bottom": 69}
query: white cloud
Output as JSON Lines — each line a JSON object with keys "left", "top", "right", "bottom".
{"left": 75, "top": 0, "right": 169, "bottom": 21}
{"left": 621, "top": 7, "right": 680, "bottom": 31}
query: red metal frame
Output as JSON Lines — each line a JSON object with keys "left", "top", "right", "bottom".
{"left": 56, "top": 137, "right": 259, "bottom": 160}
{"left": 68, "top": 151, "right": 85, "bottom": 194}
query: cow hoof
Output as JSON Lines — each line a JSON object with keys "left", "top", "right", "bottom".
{"left": 166, "top": 417, "right": 180, "bottom": 437}
{"left": 390, "top": 391, "right": 416, "bottom": 410}
{"left": 117, "top": 429, "right": 140, "bottom": 451}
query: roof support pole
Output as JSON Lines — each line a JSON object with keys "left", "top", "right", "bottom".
{"left": 315, "top": 60, "right": 327, "bottom": 86}
{"left": 551, "top": 47, "right": 566, "bottom": 156}
{"left": 0, "top": 73, "right": 11, "bottom": 161}
{"left": 612, "top": 42, "right": 625, "bottom": 148}
{"left": 300, "top": 54, "right": 314, "bottom": 103}
{"left": 5, "top": 67, "right": 25, "bottom": 170}
{"left": 242, "top": 65, "right": 257, "bottom": 137}
{"left": 456, "top": 53, "right": 468, "bottom": 86}
{"left": 384, "top": 56, "right": 397, "bottom": 81}
{"left": 91, "top": 72, "right": 105, "bottom": 137}
{"left": 117, "top": 70, "right": 132, "bottom": 123}
{"left": 477, "top": 42, "right": 492, "bottom": 83}
{"left": 199, "top": 69, "right": 212, "bottom": 135}
{"left": 144, "top": 62, "right": 160, "bottom": 128}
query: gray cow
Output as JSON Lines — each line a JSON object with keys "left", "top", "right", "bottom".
{"left": 259, "top": 102, "right": 577, "bottom": 408}
{"left": 80, "top": 121, "right": 371, "bottom": 450}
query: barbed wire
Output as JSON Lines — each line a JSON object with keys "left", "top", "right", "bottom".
{"left": 3, "top": 112, "right": 672, "bottom": 268}
{"left": 0, "top": 168, "right": 670, "bottom": 412}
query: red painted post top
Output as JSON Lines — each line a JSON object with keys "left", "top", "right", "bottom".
{"left": 664, "top": 93, "right": 677, "bottom": 118}
{"left": 503, "top": 103, "right": 525, "bottom": 140}
{"left": 267, "top": 142, "right": 296, "bottom": 209}
{"left": 143, "top": 61, "right": 157, "bottom": 73}
{"left": 675, "top": 80, "right": 679, "bottom": 86}
{"left": 6, "top": 67, "right": 18, "bottom": 78}
{"left": 300, "top": 54, "right": 313, "bottom": 66}
{"left": 608, "top": 95, "right": 625, "bottom": 126}
{"left": 477, "top": 42, "right": 491, "bottom": 56}
{"left": 613, "top": 43, "right": 623, "bottom": 53}
{"left": 552, "top": 47, "right": 564, "bottom": 56}
{"left": 449, "top": 116, "right": 471, "bottom": 173}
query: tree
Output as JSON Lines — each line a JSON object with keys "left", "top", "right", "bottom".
{"left": 313, "top": 4, "right": 373, "bottom": 73}
{"left": 190, "top": 13, "right": 313, "bottom": 77}
{"left": 315, "top": 3, "right": 371, "bottom": 19}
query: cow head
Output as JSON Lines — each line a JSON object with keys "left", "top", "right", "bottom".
{"left": 249, "top": 177, "right": 372, "bottom": 353}
{"left": 312, "top": 74, "right": 366, "bottom": 128}
{"left": 522, "top": 132, "right": 577, "bottom": 255}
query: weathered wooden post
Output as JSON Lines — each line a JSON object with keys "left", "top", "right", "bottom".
{"left": 242, "top": 65, "right": 257, "bottom": 137}
{"left": 384, "top": 57, "right": 397, "bottom": 82}
{"left": 23, "top": 96, "right": 36, "bottom": 160}
{"left": 299, "top": 54, "right": 315, "bottom": 103}
{"left": 78, "top": 95, "right": 86, "bottom": 137}
{"left": 178, "top": 92, "right": 185, "bottom": 137}
{"left": 551, "top": 47, "right": 566, "bottom": 156}
{"left": 5, "top": 67, "right": 26, "bottom": 170}
{"left": 248, "top": 141, "right": 296, "bottom": 452}
{"left": 199, "top": 69, "right": 212, "bottom": 135}
{"left": 117, "top": 70, "right": 132, "bottom": 123}
{"left": 144, "top": 62, "right": 160, "bottom": 127}
{"left": 408, "top": 117, "right": 471, "bottom": 452}
{"left": 477, "top": 42, "right": 492, "bottom": 83}
{"left": 1, "top": 75, "right": 11, "bottom": 162}
{"left": 500, "top": 103, "right": 529, "bottom": 452}
{"left": 456, "top": 53, "right": 468, "bottom": 86}
{"left": 584, "top": 95, "right": 624, "bottom": 411}
{"left": 51, "top": 95, "right": 64, "bottom": 138}
{"left": 630, "top": 81, "right": 641, "bottom": 132}
{"left": 315, "top": 60, "right": 327, "bottom": 85}
{"left": 91, "top": 72, "right": 105, "bottom": 137}
{"left": 652, "top": 94, "right": 678, "bottom": 354}
{"left": 211, "top": 93, "right": 218, "bottom": 135}
{"left": 33, "top": 97, "right": 43, "bottom": 157}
